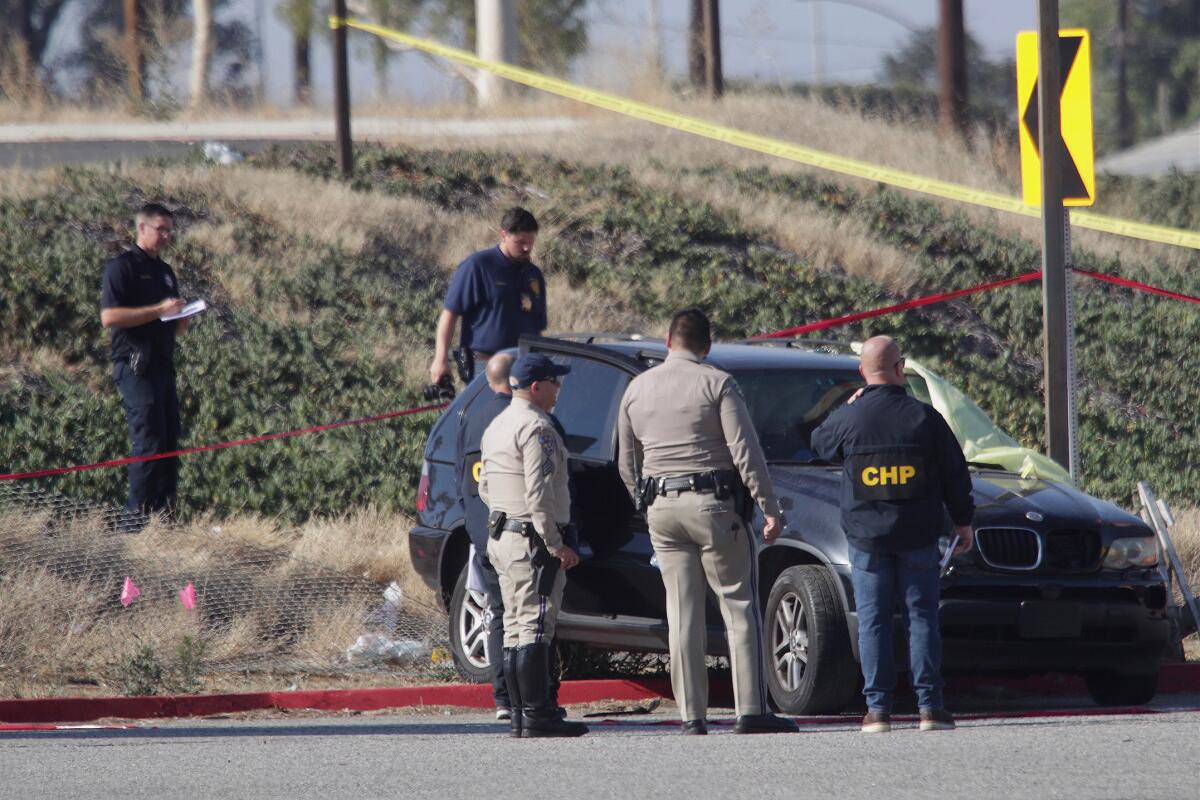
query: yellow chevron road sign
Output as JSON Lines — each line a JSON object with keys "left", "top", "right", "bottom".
{"left": 1017, "top": 29, "right": 1095, "bottom": 207}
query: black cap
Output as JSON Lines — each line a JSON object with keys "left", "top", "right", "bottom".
{"left": 510, "top": 353, "right": 571, "bottom": 389}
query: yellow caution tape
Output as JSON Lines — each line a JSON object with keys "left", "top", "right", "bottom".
{"left": 333, "top": 17, "right": 1200, "bottom": 252}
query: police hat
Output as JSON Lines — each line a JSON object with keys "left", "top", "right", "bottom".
{"left": 510, "top": 353, "right": 571, "bottom": 389}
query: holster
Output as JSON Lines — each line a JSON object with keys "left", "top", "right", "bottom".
{"left": 712, "top": 470, "right": 753, "bottom": 523}
{"left": 635, "top": 477, "right": 657, "bottom": 513}
{"left": 128, "top": 345, "right": 150, "bottom": 378}
{"left": 453, "top": 348, "right": 476, "bottom": 384}
{"left": 487, "top": 509, "right": 507, "bottom": 540}
{"left": 530, "top": 534, "right": 561, "bottom": 597}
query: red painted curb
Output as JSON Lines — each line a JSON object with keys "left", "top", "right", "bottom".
{"left": 0, "top": 666, "right": 1196, "bottom": 725}
{"left": 0, "top": 679, "right": 665, "bottom": 725}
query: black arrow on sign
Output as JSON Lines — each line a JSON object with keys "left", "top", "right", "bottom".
{"left": 1022, "top": 34, "right": 1088, "bottom": 201}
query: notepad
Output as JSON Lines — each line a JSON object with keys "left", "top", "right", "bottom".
{"left": 161, "top": 299, "right": 208, "bottom": 322}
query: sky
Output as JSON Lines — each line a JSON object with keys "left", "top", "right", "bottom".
{"left": 46, "top": 0, "right": 1040, "bottom": 108}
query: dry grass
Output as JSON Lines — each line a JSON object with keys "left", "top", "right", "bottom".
{"left": 0, "top": 507, "right": 444, "bottom": 697}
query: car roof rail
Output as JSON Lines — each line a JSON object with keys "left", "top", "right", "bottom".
{"left": 736, "top": 338, "right": 858, "bottom": 355}
{"left": 550, "top": 332, "right": 665, "bottom": 345}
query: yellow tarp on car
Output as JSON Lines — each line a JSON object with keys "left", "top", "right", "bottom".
{"left": 905, "top": 358, "right": 1070, "bottom": 483}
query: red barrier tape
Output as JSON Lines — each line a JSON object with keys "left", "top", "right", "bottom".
{"left": 1073, "top": 268, "right": 1200, "bottom": 306}
{"left": 753, "top": 272, "right": 1044, "bottom": 339}
{"left": 0, "top": 403, "right": 448, "bottom": 482}
{"left": 2, "top": 266, "right": 1192, "bottom": 483}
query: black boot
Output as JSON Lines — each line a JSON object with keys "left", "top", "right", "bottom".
{"left": 547, "top": 638, "right": 567, "bottom": 719}
{"left": 502, "top": 648, "right": 523, "bottom": 738}
{"left": 515, "top": 643, "right": 588, "bottom": 738}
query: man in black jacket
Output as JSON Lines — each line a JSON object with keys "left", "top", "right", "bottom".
{"left": 812, "top": 336, "right": 974, "bottom": 734}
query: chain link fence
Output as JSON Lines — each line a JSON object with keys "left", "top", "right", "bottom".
{"left": 0, "top": 483, "right": 453, "bottom": 694}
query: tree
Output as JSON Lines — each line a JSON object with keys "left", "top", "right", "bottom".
{"left": 424, "top": 0, "right": 588, "bottom": 78}
{"left": 190, "top": 0, "right": 213, "bottom": 109}
{"left": 278, "top": 0, "right": 316, "bottom": 104}
{"left": 364, "top": 0, "right": 420, "bottom": 98}
{"left": 1062, "top": 0, "right": 1200, "bottom": 152}
{"left": 0, "top": 0, "right": 69, "bottom": 102}
{"left": 64, "top": 0, "right": 252, "bottom": 111}
{"left": 880, "top": 25, "right": 1015, "bottom": 127}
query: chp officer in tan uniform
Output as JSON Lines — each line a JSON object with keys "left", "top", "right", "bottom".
{"left": 479, "top": 353, "right": 588, "bottom": 739}
{"left": 617, "top": 309, "right": 798, "bottom": 736}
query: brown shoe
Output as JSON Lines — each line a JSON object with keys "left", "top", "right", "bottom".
{"left": 919, "top": 709, "right": 956, "bottom": 731}
{"left": 861, "top": 712, "right": 891, "bottom": 733}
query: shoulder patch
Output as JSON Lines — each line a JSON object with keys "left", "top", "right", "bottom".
{"left": 538, "top": 430, "right": 556, "bottom": 457}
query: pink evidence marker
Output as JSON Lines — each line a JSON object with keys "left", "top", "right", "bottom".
{"left": 179, "top": 582, "right": 197, "bottom": 610}
{"left": 120, "top": 577, "right": 141, "bottom": 607}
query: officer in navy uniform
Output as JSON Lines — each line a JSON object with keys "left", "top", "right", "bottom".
{"left": 456, "top": 353, "right": 574, "bottom": 722}
{"left": 428, "top": 207, "right": 548, "bottom": 386}
{"left": 812, "top": 335, "right": 974, "bottom": 734}
{"left": 100, "top": 203, "right": 193, "bottom": 520}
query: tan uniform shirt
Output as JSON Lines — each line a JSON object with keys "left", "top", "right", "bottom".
{"left": 617, "top": 349, "right": 781, "bottom": 518}
{"left": 479, "top": 396, "right": 571, "bottom": 550}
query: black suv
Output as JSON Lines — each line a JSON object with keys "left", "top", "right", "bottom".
{"left": 410, "top": 335, "right": 1169, "bottom": 713}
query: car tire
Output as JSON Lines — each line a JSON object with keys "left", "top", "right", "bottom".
{"left": 447, "top": 563, "right": 494, "bottom": 684}
{"left": 763, "top": 565, "right": 858, "bottom": 715}
{"left": 1085, "top": 669, "right": 1159, "bottom": 707}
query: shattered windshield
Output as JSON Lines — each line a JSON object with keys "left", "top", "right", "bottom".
{"left": 731, "top": 368, "right": 864, "bottom": 462}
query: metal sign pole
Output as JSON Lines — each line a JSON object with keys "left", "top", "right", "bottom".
{"left": 1064, "top": 208, "right": 1079, "bottom": 483}
{"left": 1036, "top": 0, "right": 1072, "bottom": 473}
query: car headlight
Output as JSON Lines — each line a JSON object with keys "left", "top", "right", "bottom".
{"left": 1102, "top": 536, "right": 1159, "bottom": 569}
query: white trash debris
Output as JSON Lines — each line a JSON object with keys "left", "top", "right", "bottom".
{"left": 201, "top": 141, "right": 245, "bottom": 165}
{"left": 346, "top": 634, "right": 429, "bottom": 665}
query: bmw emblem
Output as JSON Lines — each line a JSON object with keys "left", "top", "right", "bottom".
{"left": 1026, "top": 511, "right": 1044, "bottom": 522}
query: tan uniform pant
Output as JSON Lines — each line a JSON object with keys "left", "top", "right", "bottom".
{"left": 487, "top": 529, "right": 567, "bottom": 648}
{"left": 648, "top": 490, "right": 769, "bottom": 721}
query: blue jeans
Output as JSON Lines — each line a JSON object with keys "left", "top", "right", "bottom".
{"left": 849, "top": 543, "right": 945, "bottom": 713}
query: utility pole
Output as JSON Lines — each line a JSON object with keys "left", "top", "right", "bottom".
{"left": 647, "top": 0, "right": 664, "bottom": 80}
{"left": 476, "top": 0, "right": 517, "bottom": 107}
{"left": 332, "top": 0, "right": 353, "bottom": 178}
{"left": 124, "top": 0, "right": 144, "bottom": 111}
{"left": 809, "top": 0, "right": 824, "bottom": 84}
{"left": 689, "top": 0, "right": 706, "bottom": 90}
{"left": 702, "top": 0, "right": 723, "bottom": 99}
{"left": 937, "top": 0, "right": 967, "bottom": 140}
{"left": 1036, "top": 0, "right": 1076, "bottom": 476}
{"left": 1115, "top": 0, "right": 1133, "bottom": 149}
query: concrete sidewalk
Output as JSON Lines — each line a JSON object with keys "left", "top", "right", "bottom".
{"left": 0, "top": 116, "right": 580, "bottom": 144}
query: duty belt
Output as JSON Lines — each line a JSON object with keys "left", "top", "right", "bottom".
{"left": 502, "top": 518, "right": 534, "bottom": 534}
{"left": 653, "top": 469, "right": 736, "bottom": 495}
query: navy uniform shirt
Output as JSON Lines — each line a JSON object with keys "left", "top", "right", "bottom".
{"left": 443, "top": 246, "right": 547, "bottom": 354}
{"left": 100, "top": 246, "right": 179, "bottom": 367}
{"left": 812, "top": 384, "right": 974, "bottom": 553}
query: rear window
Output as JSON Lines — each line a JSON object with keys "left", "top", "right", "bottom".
{"left": 423, "top": 378, "right": 487, "bottom": 463}
{"left": 731, "top": 368, "right": 864, "bottom": 462}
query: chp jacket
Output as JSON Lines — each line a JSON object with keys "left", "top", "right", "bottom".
{"left": 811, "top": 383, "right": 975, "bottom": 552}
{"left": 616, "top": 349, "right": 781, "bottom": 518}
{"left": 479, "top": 396, "right": 571, "bottom": 550}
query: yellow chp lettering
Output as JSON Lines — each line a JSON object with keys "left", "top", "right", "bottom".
{"left": 861, "top": 465, "right": 917, "bottom": 486}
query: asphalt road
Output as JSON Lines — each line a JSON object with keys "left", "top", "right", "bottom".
{"left": 3, "top": 699, "right": 1198, "bottom": 800}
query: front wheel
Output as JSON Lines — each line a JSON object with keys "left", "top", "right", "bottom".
{"left": 1085, "top": 669, "right": 1159, "bottom": 706}
{"left": 763, "top": 565, "right": 858, "bottom": 715}
{"left": 448, "top": 563, "right": 493, "bottom": 683}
